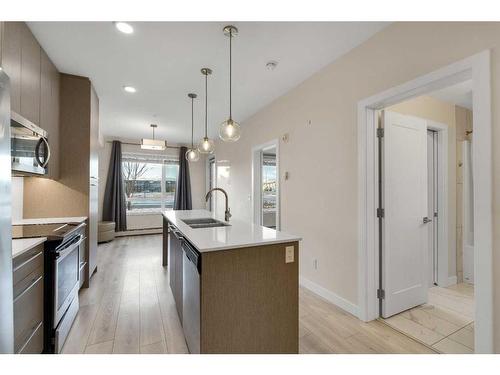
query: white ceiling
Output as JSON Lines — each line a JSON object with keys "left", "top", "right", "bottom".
{"left": 428, "top": 80, "right": 473, "bottom": 110}
{"left": 28, "top": 22, "right": 388, "bottom": 144}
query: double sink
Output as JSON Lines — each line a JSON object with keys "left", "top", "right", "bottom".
{"left": 181, "top": 218, "right": 230, "bottom": 229}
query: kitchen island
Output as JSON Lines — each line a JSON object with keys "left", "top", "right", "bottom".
{"left": 162, "top": 209, "right": 301, "bottom": 354}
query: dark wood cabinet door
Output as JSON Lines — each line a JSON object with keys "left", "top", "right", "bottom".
{"left": 40, "top": 49, "right": 60, "bottom": 179}
{"left": 20, "top": 23, "right": 41, "bottom": 125}
{"left": 88, "top": 86, "right": 99, "bottom": 278}
{"left": 1, "top": 22, "right": 22, "bottom": 113}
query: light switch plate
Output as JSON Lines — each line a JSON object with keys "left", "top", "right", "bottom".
{"left": 285, "top": 246, "right": 294, "bottom": 263}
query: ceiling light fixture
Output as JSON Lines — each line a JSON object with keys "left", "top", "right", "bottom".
{"left": 123, "top": 86, "right": 136, "bottom": 93}
{"left": 186, "top": 93, "right": 200, "bottom": 162}
{"left": 114, "top": 22, "right": 134, "bottom": 34}
{"left": 197, "top": 68, "right": 215, "bottom": 154}
{"left": 266, "top": 61, "right": 278, "bottom": 71}
{"left": 219, "top": 25, "right": 241, "bottom": 142}
{"left": 141, "top": 124, "right": 166, "bottom": 150}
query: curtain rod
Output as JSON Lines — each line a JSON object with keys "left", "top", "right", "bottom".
{"left": 106, "top": 140, "right": 181, "bottom": 150}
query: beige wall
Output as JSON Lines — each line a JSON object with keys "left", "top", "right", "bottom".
{"left": 98, "top": 138, "right": 207, "bottom": 230}
{"left": 211, "top": 22, "right": 500, "bottom": 351}
{"left": 11, "top": 177, "right": 24, "bottom": 221}
{"left": 387, "top": 96, "right": 458, "bottom": 280}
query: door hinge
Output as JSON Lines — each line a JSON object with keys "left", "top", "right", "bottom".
{"left": 377, "top": 289, "right": 385, "bottom": 300}
{"left": 434, "top": 211, "right": 438, "bottom": 218}
{"left": 377, "top": 128, "right": 384, "bottom": 138}
{"left": 377, "top": 208, "right": 385, "bottom": 218}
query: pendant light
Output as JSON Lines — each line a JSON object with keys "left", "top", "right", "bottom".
{"left": 197, "top": 68, "right": 215, "bottom": 154}
{"left": 141, "top": 124, "right": 166, "bottom": 150}
{"left": 186, "top": 93, "right": 200, "bottom": 162}
{"left": 219, "top": 25, "right": 241, "bottom": 142}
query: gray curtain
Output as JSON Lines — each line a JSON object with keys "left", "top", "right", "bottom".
{"left": 103, "top": 140, "right": 127, "bottom": 231}
{"left": 174, "top": 146, "right": 192, "bottom": 210}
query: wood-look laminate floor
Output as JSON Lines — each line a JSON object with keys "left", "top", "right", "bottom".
{"left": 62, "top": 235, "right": 434, "bottom": 354}
{"left": 382, "top": 283, "right": 474, "bottom": 354}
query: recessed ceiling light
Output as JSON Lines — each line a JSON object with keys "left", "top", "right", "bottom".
{"left": 123, "top": 86, "right": 136, "bottom": 93}
{"left": 114, "top": 22, "right": 134, "bottom": 34}
{"left": 266, "top": 61, "right": 278, "bottom": 71}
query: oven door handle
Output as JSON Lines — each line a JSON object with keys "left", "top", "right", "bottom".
{"left": 56, "top": 235, "right": 85, "bottom": 262}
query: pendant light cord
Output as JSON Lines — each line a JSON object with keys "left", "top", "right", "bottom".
{"left": 191, "top": 96, "right": 194, "bottom": 148}
{"left": 205, "top": 72, "right": 208, "bottom": 138}
{"left": 229, "top": 28, "right": 232, "bottom": 120}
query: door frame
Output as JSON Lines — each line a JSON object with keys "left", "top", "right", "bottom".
{"left": 426, "top": 120, "right": 450, "bottom": 289}
{"left": 357, "top": 50, "right": 492, "bottom": 353}
{"left": 251, "top": 139, "right": 280, "bottom": 230}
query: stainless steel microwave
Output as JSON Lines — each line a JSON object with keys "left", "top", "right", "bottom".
{"left": 11, "top": 111, "right": 51, "bottom": 176}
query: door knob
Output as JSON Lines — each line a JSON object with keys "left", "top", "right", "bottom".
{"left": 423, "top": 217, "right": 432, "bottom": 224}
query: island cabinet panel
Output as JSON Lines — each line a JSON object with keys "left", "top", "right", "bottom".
{"left": 200, "top": 242, "right": 299, "bottom": 354}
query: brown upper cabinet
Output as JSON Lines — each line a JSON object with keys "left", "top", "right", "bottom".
{"left": 1, "top": 22, "right": 22, "bottom": 114}
{"left": 20, "top": 23, "right": 41, "bottom": 125}
{"left": 1, "top": 22, "right": 60, "bottom": 180}
{"left": 40, "top": 50, "right": 60, "bottom": 180}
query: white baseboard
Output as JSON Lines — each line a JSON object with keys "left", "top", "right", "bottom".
{"left": 115, "top": 228, "right": 162, "bottom": 237}
{"left": 299, "top": 276, "right": 359, "bottom": 318}
{"left": 447, "top": 275, "right": 458, "bottom": 286}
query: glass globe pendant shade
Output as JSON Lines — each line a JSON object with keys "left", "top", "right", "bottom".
{"left": 185, "top": 148, "right": 200, "bottom": 162}
{"left": 219, "top": 118, "right": 241, "bottom": 142}
{"left": 197, "top": 137, "right": 215, "bottom": 154}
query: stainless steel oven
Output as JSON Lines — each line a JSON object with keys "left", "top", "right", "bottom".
{"left": 11, "top": 111, "right": 51, "bottom": 176}
{"left": 53, "top": 233, "right": 83, "bottom": 326}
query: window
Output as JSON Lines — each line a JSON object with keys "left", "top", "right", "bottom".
{"left": 122, "top": 153, "right": 179, "bottom": 213}
{"left": 261, "top": 150, "right": 277, "bottom": 229}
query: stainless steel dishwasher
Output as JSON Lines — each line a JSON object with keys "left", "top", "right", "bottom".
{"left": 182, "top": 239, "right": 201, "bottom": 354}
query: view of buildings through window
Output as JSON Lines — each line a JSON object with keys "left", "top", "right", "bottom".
{"left": 122, "top": 155, "right": 179, "bottom": 212}
{"left": 262, "top": 153, "right": 277, "bottom": 210}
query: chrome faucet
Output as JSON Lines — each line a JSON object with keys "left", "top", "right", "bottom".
{"left": 205, "top": 188, "right": 232, "bottom": 222}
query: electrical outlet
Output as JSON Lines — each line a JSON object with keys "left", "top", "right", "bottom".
{"left": 285, "top": 246, "right": 294, "bottom": 263}
{"left": 313, "top": 259, "right": 318, "bottom": 270}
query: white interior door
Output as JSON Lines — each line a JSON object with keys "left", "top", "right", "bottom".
{"left": 382, "top": 111, "right": 429, "bottom": 318}
{"left": 427, "top": 130, "right": 439, "bottom": 287}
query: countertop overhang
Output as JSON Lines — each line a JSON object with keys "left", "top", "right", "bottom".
{"left": 163, "top": 209, "right": 301, "bottom": 252}
{"left": 12, "top": 237, "right": 47, "bottom": 259}
{"left": 12, "top": 216, "right": 88, "bottom": 226}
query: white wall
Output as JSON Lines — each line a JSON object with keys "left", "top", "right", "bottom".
{"left": 98, "top": 138, "right": 206, "bottom": 230}
{"left": 11, "top": 177, "right": 24, "bottom": 221}
{"left": 209, "top": 22, "right": 500, "bottom": 351}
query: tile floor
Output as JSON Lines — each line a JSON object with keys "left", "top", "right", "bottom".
{"left": 382, "top": 283, "right": 475, "bottom": 353}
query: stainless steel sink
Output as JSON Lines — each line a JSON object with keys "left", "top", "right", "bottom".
{"left": 181, "top": 218, "right": 230, "bottom": 229}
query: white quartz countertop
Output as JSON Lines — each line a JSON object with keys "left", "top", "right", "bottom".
{"left": 12, "top": 237, "right": 47, "bottom": 259}
{"left": 12, "top": 216, "right": 87, "bottom": 225}
{"left": 163, "top": 209, "right": 301, "bottom": 252}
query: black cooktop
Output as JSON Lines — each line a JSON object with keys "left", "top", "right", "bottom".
{"left": 12, "top": 222, "right": 84, "bottom": 241}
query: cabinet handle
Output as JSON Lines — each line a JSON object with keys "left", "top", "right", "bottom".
{"left": 16, "top": 321, "right": 43, "bottom": 354}
{"left": 13, "top": 251, "right": 42, "bottom": 273}
{"left": 14, "top": 275, "right": 42, "bottom": 303}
